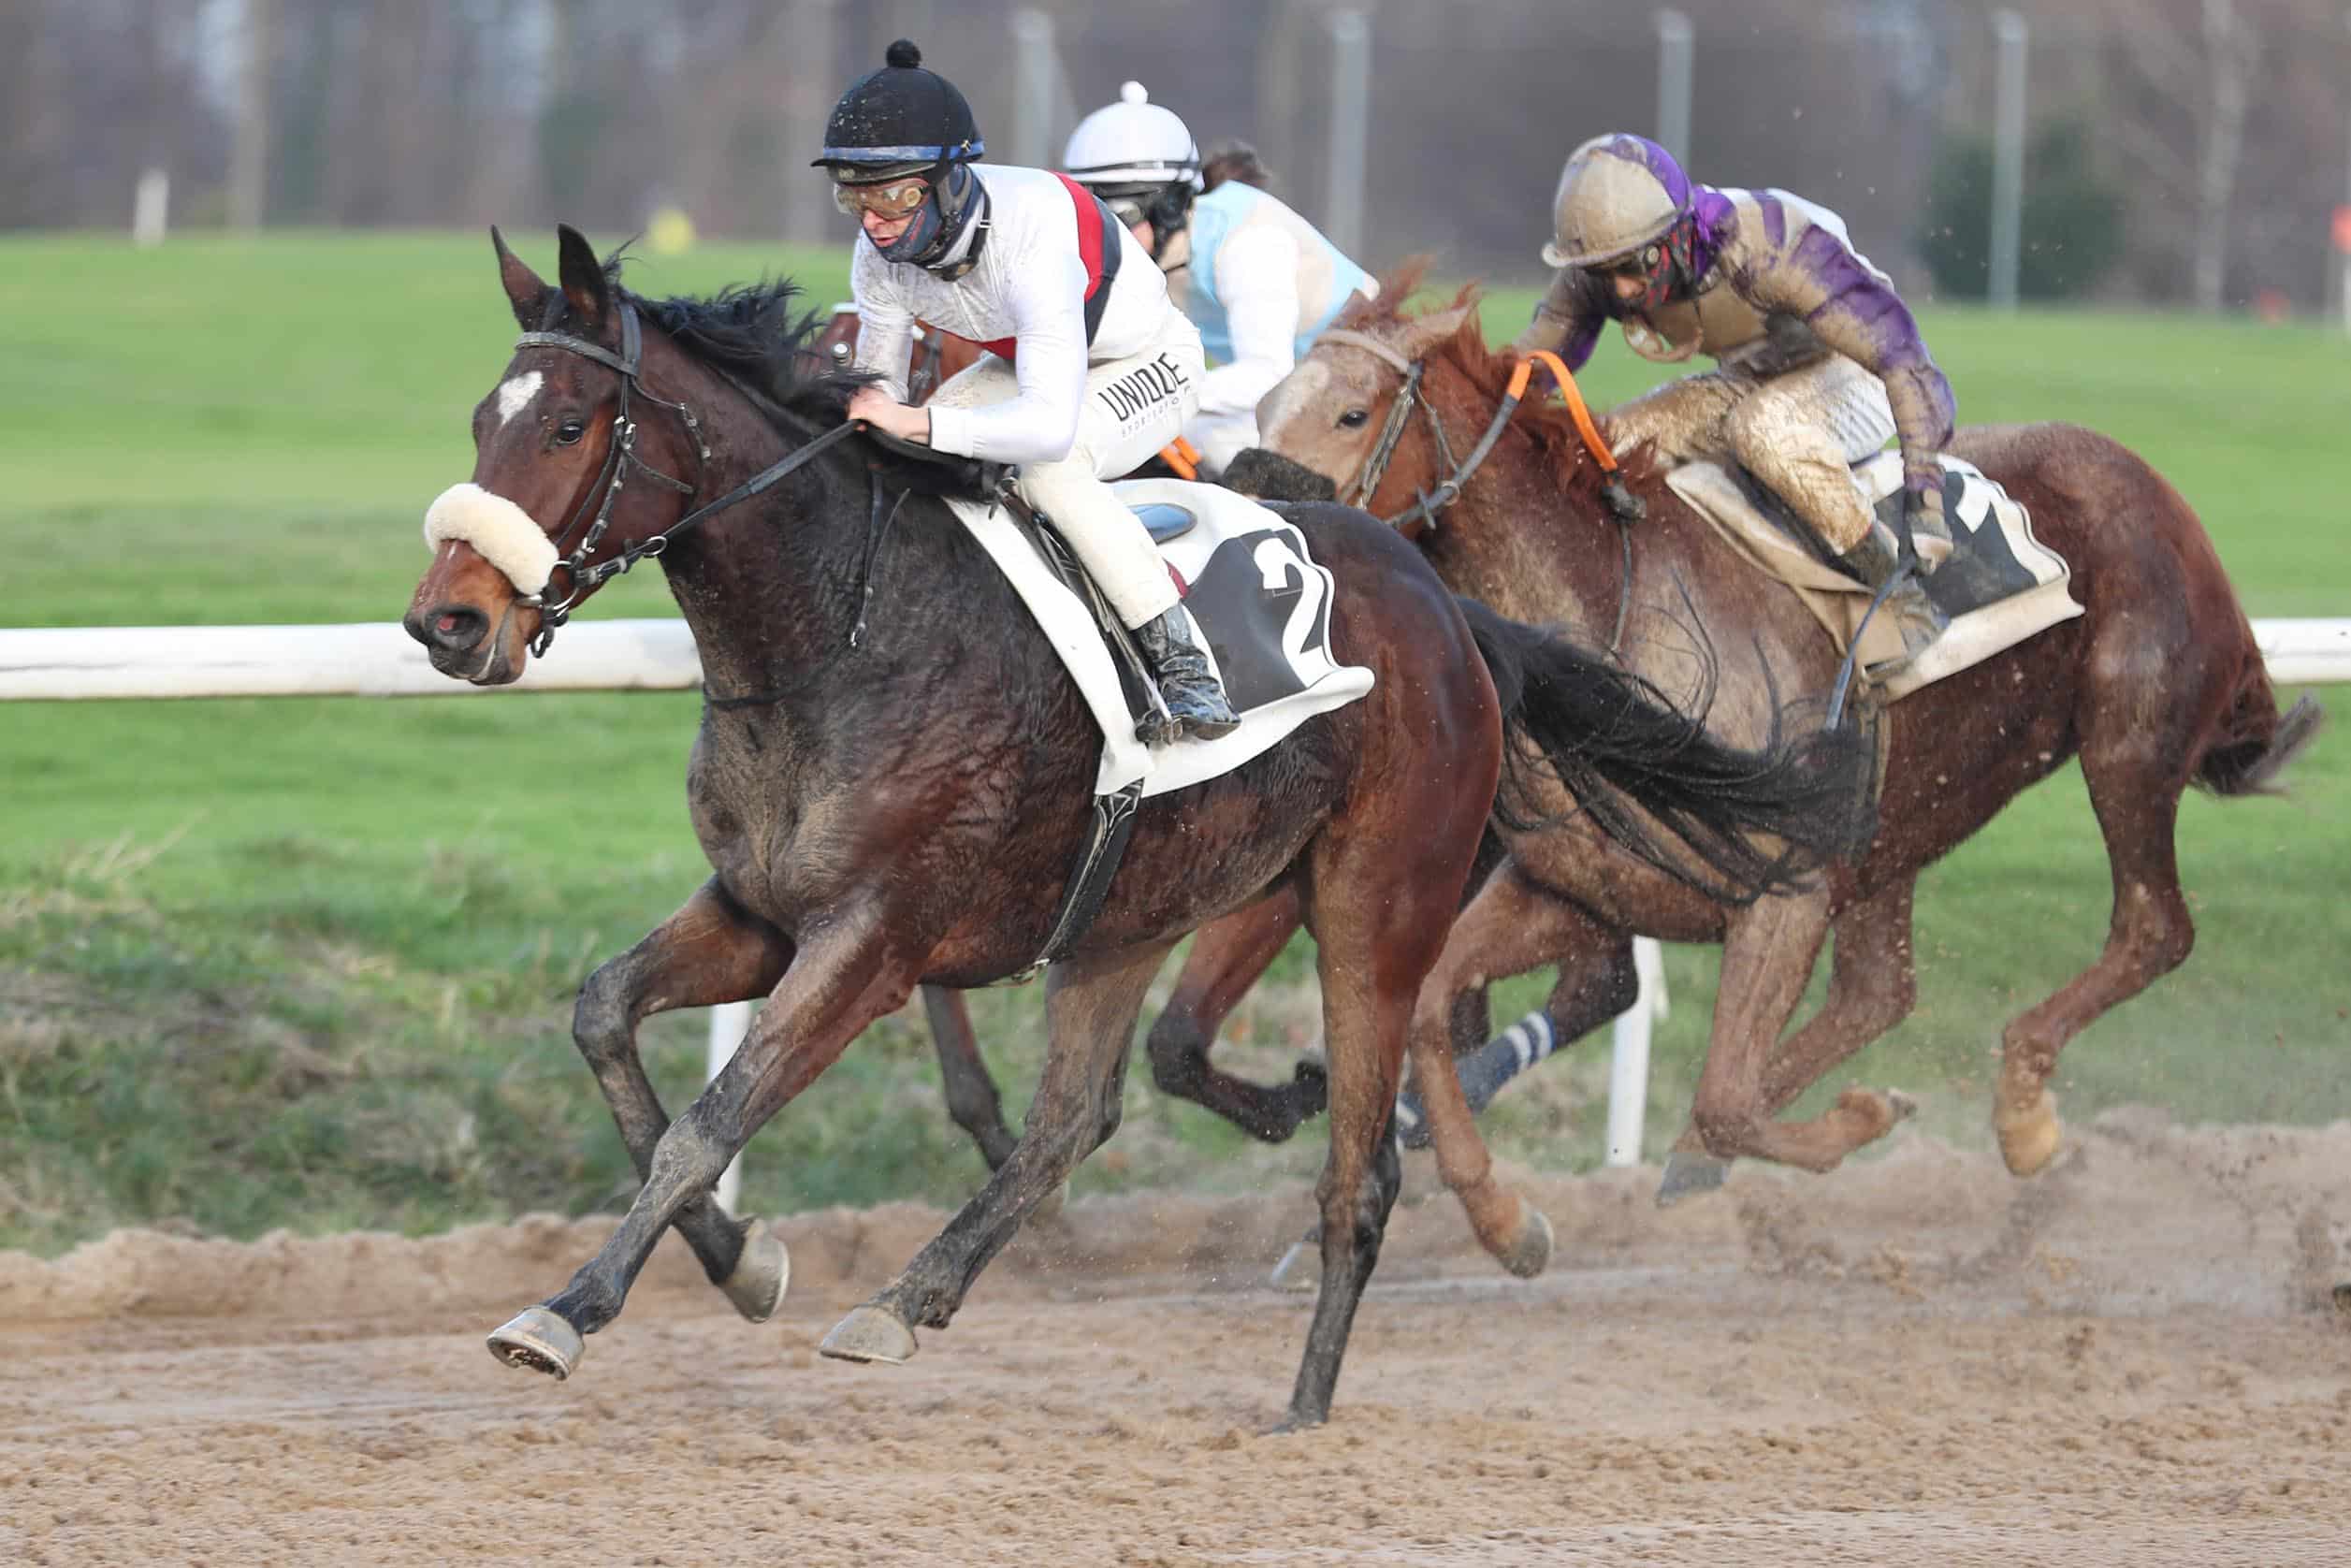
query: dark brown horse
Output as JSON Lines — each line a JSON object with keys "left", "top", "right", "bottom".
{"left": 1194, "top": 271, "right": 2319, "bottom": 1195}
{"left": 401, "top": 229, "right": 1867, "bottom": 1427}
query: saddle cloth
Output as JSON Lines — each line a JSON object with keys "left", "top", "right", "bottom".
{"left": 948, "top": 477, "right": 1376, "bottom": 798}
{"left": 1666, "top": 451, "right": 2083, "bottom": 701}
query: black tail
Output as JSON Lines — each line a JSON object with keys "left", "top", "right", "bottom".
{"left": 1458, "top": 597, "right": 1877, "bottom": 905}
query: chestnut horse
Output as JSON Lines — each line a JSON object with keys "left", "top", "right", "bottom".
{"left": 402, "top": 229, "right": 1868, "bottom": 1426}
{"left": 1192, "top": 272, "right": 2319, "bottom": 1196}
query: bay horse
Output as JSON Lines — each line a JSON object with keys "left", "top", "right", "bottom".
{"left": 1197, "top": 269, "right": 2320, "bottom": 1194}
{"left": 400, "top": 228, "right": 1868, "bottom": 1427}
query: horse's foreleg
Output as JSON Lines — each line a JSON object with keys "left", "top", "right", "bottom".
{"left": 1395, "top": 865, "right": 1636, "bottom": 1147}
{"left": 1144, "top": 888, "right": 1321, "bottom": 1141}
{"left": 1658, "top": 878, "right": 1921, "bottom": 1203}
{"left": 922, "top": 986, "right": 1016, "bottom": 1169}
{"left": 489, "top": 905, "right": 920, "bottom": 1380}
{"left": 1688, "top": 890, "right": 1908, "bottom": 1173}
{"left": 824, "top": 938, "right": 1179, "bottom": 1365}
{"left": 569, "top": 876, "right": 791, "bottom": 1318}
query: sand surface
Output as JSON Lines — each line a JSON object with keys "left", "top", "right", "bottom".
{"left": 3, "top": 1109, "right": 2348, "bottom": 1566}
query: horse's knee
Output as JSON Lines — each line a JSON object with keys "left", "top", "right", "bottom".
{"left": 571, "top": 962, "right": 636, "bottom": 1065}
{"left": 1145, "top": 1010, "right": 1209, "bottom": 1096}
{"left": 1691, "top": 1097, "right": 1761, "bottom": 1160}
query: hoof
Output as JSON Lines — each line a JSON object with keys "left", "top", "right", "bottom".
{"left": 1995, "top": 1089, "right": 2065, "bottom": 1177}
{"left": 2332, "top": 1282, "right": 2351, "bottom": 1319}
{"left": 1499, "top": 1206, "right": 1553, "bottom": 1280}
{"left": 486, "top": 1306, "right": 584, "bottom": 1380}
{"left": 819, "top": 1303, "right": 918, "bottom": 1365}
{"left": 1656, "top": 1150, "right": 1732, "bottom": 1208}
{"left": 1888, "top": 1088, "right": 1920, "bottom": 1123}
{"left": 1268, "top": 1233, "right": 1319, "bottom": 1294}
{"left": 721, "top": 1219, "right": 791, "bottom": 1324}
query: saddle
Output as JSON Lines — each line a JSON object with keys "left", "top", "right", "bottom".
{"left": 1666, "top": 451, "right": 2084, "bottom": 701}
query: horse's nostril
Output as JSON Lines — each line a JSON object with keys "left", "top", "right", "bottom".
{"left": 423, "top": 604, "right": 487, "bottom": 652}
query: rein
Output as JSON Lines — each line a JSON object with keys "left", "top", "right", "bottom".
{"left": 512, "top": 300, "right": 863, "bottom": 655}
{"left": 1316, "top": 328, "right": 1647, "bottom": 653}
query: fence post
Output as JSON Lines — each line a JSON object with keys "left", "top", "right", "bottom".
{"left": 709, "top": 1000, "right": 752, "bottom": 1212}
{"left": 1655, "top": 10, "right": 1694, "bottom": 165}
{"left": 1604, "top": 937, "right": 1669, "bottom": 1167}
{"left": 1989, "top": 10, "right": 2028, "bottom": 310}
{"left": 133, "top": 168, "right": 169, "bottom": 248}
{"left": 1325, "top": 10, "right": 1371, "bottom": 257}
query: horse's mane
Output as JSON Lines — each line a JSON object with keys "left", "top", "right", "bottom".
{"left": 1330, "top": 262, "right": 1669, "bottom": 516}
{"left": 530, "top": 248, "right": 944, "bottom": 488}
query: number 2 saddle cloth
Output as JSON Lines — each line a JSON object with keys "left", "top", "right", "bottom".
{"left": 948, "top": 477, "right": 1374, "bottom": 799}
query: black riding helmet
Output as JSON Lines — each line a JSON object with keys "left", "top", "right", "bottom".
{"left": 813, "top": 40, "right": 987, "bottom": 271}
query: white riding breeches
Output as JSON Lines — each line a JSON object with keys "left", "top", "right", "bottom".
{"left": 929, "top": 319, "right": 1206, "bottom": 629}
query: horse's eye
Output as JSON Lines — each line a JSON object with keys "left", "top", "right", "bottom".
{"left": 1338, "top": 408, "right": 1371, "bottom": 430}
{"left": 555, "top": 418, "right": 587, "bottom": 446}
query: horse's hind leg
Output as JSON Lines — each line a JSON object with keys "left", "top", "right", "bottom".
{"left": 922, "top": 986, "right": 1017, "bottom": 1169}
{"left": 1993, "top": 748, "right": 2195, "bottom": 1176}
{"left": 824, "top": 937, "right": 1179, "bottom": 1365}
{"left": 568, "top": 876, "right": 792, "bottom": 1323}
{"left": 1659, "top": 877, "right": 1921, "bottom": 1203}
{"left": 1145, "top": 888, "right": 1329, "bottom": 1141}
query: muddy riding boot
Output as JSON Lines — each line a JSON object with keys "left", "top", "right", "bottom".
{"left": 1840, "top": 524, "right": 1947, "bottom": 662}
{"left": 1134, "top": 608, "right": 1241, "bottom": 742}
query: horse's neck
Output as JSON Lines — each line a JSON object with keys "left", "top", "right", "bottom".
{"left": 656, "top": 449, "right": 871, "bottom": 705}
{"left": 1428, "top": 432, "right": 1625, "bottom": 635}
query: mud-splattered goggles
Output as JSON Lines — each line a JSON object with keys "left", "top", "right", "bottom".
{"left": 832, "top": 176, "right": 931, "bottom": 219}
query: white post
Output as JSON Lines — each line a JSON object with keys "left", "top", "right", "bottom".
{"left": 1655, "top": 9, "right": 1694, "bottom": 165}
{"left": 2339, "top": 9, "right": 2351, "bottom": 332}
{"left": 1989, "top": 10, "right": 2028, "bottom": 310}
{"left": 132, "top": 168, "right": 169, "bottom": 247}
{"left": 1010, "top": 8, "right": 1058, "bottom": 170}
{"left": 1325, "top": 9, "right": 1371, "bottom": 258}
{"left": 1604, "top": 936, "right": 1669, "bottom": 1167}
{"left": 709, "top": 1000, "right": 752, "bottom": 1212}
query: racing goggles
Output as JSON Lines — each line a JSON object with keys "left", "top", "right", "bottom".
{"left": 832, "top": 175, "right": 932, "bottom": 220}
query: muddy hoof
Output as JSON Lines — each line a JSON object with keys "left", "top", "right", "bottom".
{"left": 2332, "top": 1282, "right": 2351, "bottom": 1319}
{"left": 1995, "top": 1089, "right": 2065, "bottom": 1177}
{"left": 1500, "top": 1206, "right": 1553, "bottom": 1280}
{"left": 819, "top": 1303, "right": 918, "bottom": 1365}
{"left": 1268, "top": 1233, "right": 1319, "bottom": 1294}
{"left": 486, "top": 1306, "right": 584, "bottom": 1380}
{"left": 1656, "top": 1151, "right": 1732, "bottom": 1208}
{"left": 1888, "top": 1089, "right": 1920, "bottom": 1123}
{"left": 721, "top": 1220, "right": 791, "bottom": 1324}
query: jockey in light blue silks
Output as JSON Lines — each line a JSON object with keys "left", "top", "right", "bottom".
{"left": 1517, "top": 133, "right": 1955, "bottom": 655}
{"left": 1063, "top": 84, "right": 1377, "bottom": 480}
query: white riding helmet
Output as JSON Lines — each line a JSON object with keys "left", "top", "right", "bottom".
{"left": 1063, "top": 81, "right": 1202, "bottom": 193}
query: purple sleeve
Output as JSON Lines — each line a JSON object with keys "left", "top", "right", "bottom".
{"left": 1754, "top": 225, "right": 1955, "bottom": 491}
{"left": 1515, "top": 268, "right": 1610, "bottom": 372}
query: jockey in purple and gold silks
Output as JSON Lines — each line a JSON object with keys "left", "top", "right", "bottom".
{"left": 1516, "top": 133, "right": 1953, "bottom": 652}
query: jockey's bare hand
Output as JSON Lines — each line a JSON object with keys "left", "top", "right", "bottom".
{"left": 848, "top": 386, "right": 931, "bottom": 444}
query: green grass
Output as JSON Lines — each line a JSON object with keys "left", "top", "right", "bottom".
{"left": 2, "top": 230, "right": 2344, "bottom": 1256}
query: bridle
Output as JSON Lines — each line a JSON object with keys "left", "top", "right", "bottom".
{"left": 1313, "top": 328, "right": 1647, "bottom": 652}
{"left": 509, "top": 300, "right": 861, "bottom": 655}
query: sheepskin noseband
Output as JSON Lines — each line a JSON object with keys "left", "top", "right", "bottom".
{"left": 423, "top": 483, "right": 559, "bottom": 598}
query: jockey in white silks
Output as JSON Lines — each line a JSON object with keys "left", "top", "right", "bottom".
{"left": 1062, "top": 83, "right": 1377, "bottom": 480}
{"left": 818, "top": 41, "right": 1239, "bottom": 741}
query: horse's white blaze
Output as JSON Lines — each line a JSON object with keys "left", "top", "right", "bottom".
{"left": 495, "top": 371, "right": 543, "bottom": 428}
{"left": 1255, "top": 359, "right": 1331, "bottom": 443}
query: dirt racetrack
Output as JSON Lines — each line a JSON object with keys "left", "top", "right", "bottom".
{"left": 3, "top": 1110, "right": 2347, "bottom": 1567}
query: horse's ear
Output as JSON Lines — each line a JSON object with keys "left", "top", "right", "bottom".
{"left": 1396, "top": 299, "right": 1482, "bottom": 364}
{"left": 491, "top": 225, "right": 551, "bottom": 330}
{"left": 556, "top": 223, "right": 612, "bottom": 332}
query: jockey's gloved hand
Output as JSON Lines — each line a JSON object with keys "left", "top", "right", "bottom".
{"left": 1900, "top": 474, "right": 1951, "bottom": 568}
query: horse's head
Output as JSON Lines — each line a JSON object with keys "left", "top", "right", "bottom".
{"left": 404, "top": 225, "right": 717, "bottom": 685}
{"left": 1251, "top": 271, "right": 1486, "bottom": 538}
